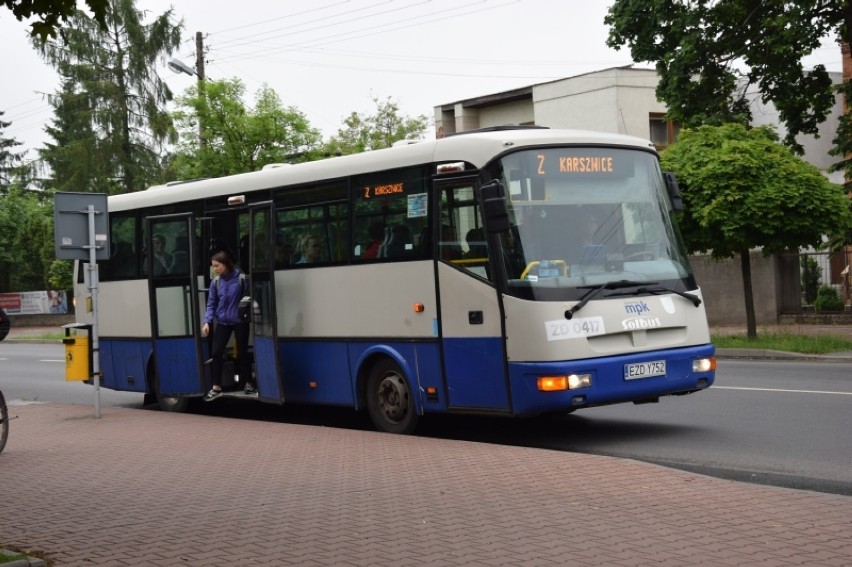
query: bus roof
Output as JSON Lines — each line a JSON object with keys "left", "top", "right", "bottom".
{"left": 108, "top": 128, "right": 657, "bottom": 212}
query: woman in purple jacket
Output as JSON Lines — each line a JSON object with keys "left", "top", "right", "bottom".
{"left": 202, "top": 250, "right": 256, "bottom": 400}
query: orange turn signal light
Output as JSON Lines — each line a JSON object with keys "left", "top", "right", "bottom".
{"left": 538, "top": 376, "right": 568, "bottom": 392}
{"left": 413, "top": 303, "right": 425, "bottom": 313}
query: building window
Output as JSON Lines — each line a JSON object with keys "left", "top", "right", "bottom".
{"left": 649, "top": 113, "right": 680, "bottom": 149}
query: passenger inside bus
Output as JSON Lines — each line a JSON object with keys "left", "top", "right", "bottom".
{"left": 362, "top": 221, "right": 385, "bottom": 259}
{"left": 502, "top": 227, "right": 526, "bottom": 279}
{"left": 152, "top": 233, "right": 172, "bottom": 275}
{"left": 296, "top": 233, "right": 322, "bottom": 264}
{"left": 464, "top": 227, "right": 487, "bottom": 259}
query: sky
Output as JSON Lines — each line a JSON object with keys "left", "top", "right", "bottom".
{"left": 0, "top": 0, "right": 844, "bottom": 164}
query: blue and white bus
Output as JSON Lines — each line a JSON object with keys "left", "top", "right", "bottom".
{"left": 73, "top": 126, "right": 715, "bottom": 433}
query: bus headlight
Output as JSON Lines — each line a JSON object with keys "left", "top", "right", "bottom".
{"left": 537, "top": 373, "right": 592, "bottom": 392}
{"left": 692, "top": 357, "right": 716, "bottom": 372}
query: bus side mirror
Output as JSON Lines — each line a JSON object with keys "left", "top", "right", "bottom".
{"left": 479, "top": 180, "right": 511, "bottom": 234}
{"left": 663, "top": 172, "right": 684, "bottom": 212}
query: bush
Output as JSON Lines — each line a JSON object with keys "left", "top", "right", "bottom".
{"left": 813, "top": 285, "right": 844, "bottom": 312}
{"left": 800, "top": 256, "right": 820, "bottom": 305}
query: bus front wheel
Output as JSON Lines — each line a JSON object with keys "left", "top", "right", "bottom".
{"left": 366, "top": 359, "right": 418, "bottom": 434}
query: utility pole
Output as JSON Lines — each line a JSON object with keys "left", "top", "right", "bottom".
{"left": 195, "top": 31, "right": 207, "bottom": 151}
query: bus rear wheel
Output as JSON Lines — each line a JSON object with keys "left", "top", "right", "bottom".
{"left": 366, "top": 359, "right": 418, "bottom": 434}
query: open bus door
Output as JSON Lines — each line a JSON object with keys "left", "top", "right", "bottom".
{"left": 434, "top": 178, "right": 511, "bottom": 412}
{"left": 248, "top": 203, "right": 284, "bottom": 403}
{"left": 146, "top": 213, "right": 206, "bottom": 409}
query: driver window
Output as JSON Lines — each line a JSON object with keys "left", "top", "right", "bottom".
{"left": 441, "top": 185, "right": 491, "bottom": 281}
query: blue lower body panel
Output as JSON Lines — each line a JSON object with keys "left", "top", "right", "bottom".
{"left": 508, "top": 344, "right": 716, "bottom": 416}
{"left": 99, "top": 339, "right": 150, "bottom": 393}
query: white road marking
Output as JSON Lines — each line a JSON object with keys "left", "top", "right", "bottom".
{"left": 714, "top": 386, "right": 852, "bottom": 396}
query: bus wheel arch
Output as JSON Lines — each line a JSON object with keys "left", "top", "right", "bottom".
{"left": 363, "top": 356, "right": 419, "bottom": 434}
{"left": 147, "top": 355, "right": 190, "bottom": 413}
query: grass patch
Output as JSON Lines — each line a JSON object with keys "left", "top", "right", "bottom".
{"left": 0, "top": 550, "right": 26, "bottom": 564}
{"left": 14, "top": 332, "right": 65, "bottom": 341}
{"left": 712, "top": 332, "right": 852, "bottom": 354}
{"left": 0, "top": 546, "right": 50, "bottom": 565}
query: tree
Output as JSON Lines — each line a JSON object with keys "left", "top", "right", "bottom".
{"left": 0, "top": 185, "right": 55, "bottom": 292}
{"left": 35, "top": 78, "right": 115, "bottom": 193}
{"left": 661, "top": 123, "right": 852, "bottom": 338}
{"left": 34, "top": 0, "right": 182, "bottom": 194}
{"left": 0, "top": 111, "right": 25, "bottom": 194}
{"left": 324, "top": 96, "right": 430, "bottom": 155}
{"left": 3, "top": 0, "right": 108, "bottom": 40}
{"left": 170, "top": 79, "right": 323, "bottom": 179}
{"left": 605, "top": 1, "right": 847, "bottom": 154}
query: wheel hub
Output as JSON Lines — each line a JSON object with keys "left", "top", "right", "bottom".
{"left": 377, "top": 374, "right": 409, "bottom": 423}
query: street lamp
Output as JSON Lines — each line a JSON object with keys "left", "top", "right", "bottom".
{"left": 167, "top": 58, "right": 196, "bottom": 77}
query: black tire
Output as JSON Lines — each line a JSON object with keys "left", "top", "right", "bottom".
{"left": 0, "top": 390, "right": 9, "bottom": 454}
{"left": 366, "top": 359, "right": 418, "bottom": 434}
{"left": 156, "top": 392, "right": 190, "bottom": 413}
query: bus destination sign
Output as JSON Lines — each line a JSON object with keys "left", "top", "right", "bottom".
{"left": 363, "top": 182, "right": 405, "bottom": 199}
{"left": 535, "top": 153, "right": 617, "bottom": 175}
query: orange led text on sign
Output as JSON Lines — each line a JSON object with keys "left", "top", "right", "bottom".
{"left": 363, "top": 182, "right": 405, "bottom": 199}
{"left": 536, "top": 155, "right": 615, "bottom": 175}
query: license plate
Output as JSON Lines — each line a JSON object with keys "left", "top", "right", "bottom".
{"left": 624, "top": 360, "right": 666, "bottom": 380}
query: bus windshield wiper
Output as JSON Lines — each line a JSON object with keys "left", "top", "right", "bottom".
{"left": 604, "top": 285, "right": 702, "bottom": 307}
{"left": 564, "top": 280, "right": 657, "bottom": 320}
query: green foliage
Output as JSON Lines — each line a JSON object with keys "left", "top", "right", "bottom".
{"left": 800, "top": 256, "right": 821, "bottom": 305}
{"left": 46, "top": 259, "right": 73, "bottom": 290}
{"left": 0, "top": 111, "right": 25, "bottom": 192}
{"left": 814, "top": 285, "right": 844, "bottom": 312}
{"left": 830, "top": 80, "right": 852, "bottom": 194}
{"left": 35, "top": 79, "right": 117, "bottom": 193}
{"left": 3, "top": 0, "right": 108, "bottom": 40}
{"left": 324, "top": 96, "right": 430, "bottom": 155}
{"left": 33, "top": 0, "right": 183, "bottom": 194}
{"left": 0, "top": 186, "right": 54, "bottom": 292}
{"left": 170, "top": 79, "right": 323, "bottom": 179}
{"left": 605, "top": 0, "right": 845, "bottom": 154}
{"left": 661, "top": 123, "right": 852, "bottom": 260}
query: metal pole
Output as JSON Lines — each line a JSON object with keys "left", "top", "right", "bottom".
{"left": 196, "top": 31, "right": 207, "bottom": 151}
{"left": 86, "top": 205, "right": 101, "bottom": 419}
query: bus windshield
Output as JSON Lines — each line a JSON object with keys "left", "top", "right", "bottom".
{"left": 497, "top": 147, "right": 696, "bottom": 301}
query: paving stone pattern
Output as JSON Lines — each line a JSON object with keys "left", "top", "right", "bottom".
{"left": 1, "top": 403, "right": 851, "bottom": 566}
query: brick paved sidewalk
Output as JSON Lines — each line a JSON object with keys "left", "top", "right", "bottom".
{"left": 1, "top": 403, "right": 851, "bottom": 566}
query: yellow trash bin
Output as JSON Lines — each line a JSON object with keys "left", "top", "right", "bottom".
{"left": 64, "top": 327, "right": 91, "bottom": 381}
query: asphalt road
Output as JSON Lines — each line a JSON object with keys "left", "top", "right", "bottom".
{"left": 2, "top": 343, "right": 850, "bottom": 495}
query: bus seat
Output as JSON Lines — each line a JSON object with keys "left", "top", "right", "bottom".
{"left": 377, "top": 225, "right": 393, "bottom": 258}
{"left": 385, "top": 224, "right": 412, "bottom": 258}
